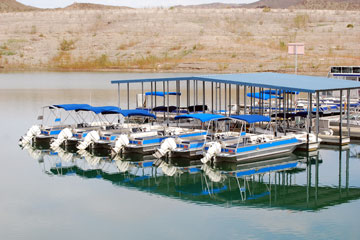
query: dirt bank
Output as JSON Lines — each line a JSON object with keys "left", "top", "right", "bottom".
{"left": 0, "top": 8, "right": 359, "bottom": 75}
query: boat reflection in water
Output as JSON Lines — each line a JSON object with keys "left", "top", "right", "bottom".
{"left": 23, "top": 144, "right": 360, "bottom": 211}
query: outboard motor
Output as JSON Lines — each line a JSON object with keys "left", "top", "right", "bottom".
{"left": 153, "top": 138, "right": 177, "bottom": 159}
{"left": 19, "top": 125, "right": 41, "bottom": 146}
{"left": 113, "top": 134, "right": 130, "bottom": 154}
{"left": 201, "top": 142, "right": 222, "bottom": 164}
{"left": 50, "top": 128, "right": 73, "bottom": 149}
{"left": 77, "top": 130, "right": 100, "bottom": 150}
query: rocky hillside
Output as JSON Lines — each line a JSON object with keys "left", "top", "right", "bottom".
{"left": 246, "top": 0, "right": 303, "bottom": 9}
{"left": 173, "top": 3, "right": 243, "bottom": 9}
{"left": 246, "top": 0, "right": 360, "bottom": 10}
{"left": 297, "top": 0, "right": 360, "bottom": 10}
{"left": 0, "top": 7, "right": 359, "bottom": 74}
{"left": 0, "top": 0, "right": 37, "bottom": 12}
{"left": 64, "top": 3, "right": 131, "bottom": 10}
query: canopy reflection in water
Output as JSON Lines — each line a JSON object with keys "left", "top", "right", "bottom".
{"left": 23, "top": 144, "right": 360, "bottom": 212}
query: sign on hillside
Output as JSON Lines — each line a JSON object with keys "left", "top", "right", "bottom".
{"left": 288, "top": 43, "right": 305, "bottom": 74}
{"left": 288, "top": 43, "right": 305, "bottom": 55}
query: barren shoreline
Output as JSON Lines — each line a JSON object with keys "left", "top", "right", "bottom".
{"left": 0, "top": 8, "right": 359, "bottom": 75}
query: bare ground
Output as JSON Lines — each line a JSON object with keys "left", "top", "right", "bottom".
{"left": 0, "top": 8, "right": 359, "bottom": 75}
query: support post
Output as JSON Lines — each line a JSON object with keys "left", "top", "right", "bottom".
{"left": 117, "top": 83, "right": 121, "bottom": 123}
{"left": 269, "top": 88, "right": 272, "bottom": 120}
{"left": 236, "top": 85, "right": 240, "bottom": 115}
{"left": 229, "top": 84, "right": 232, "bottom": 116}
{"left": 306, "top": 93, "right": 313, "bottom": 150}
{"left": 283, "top": 92, "right": 286, "bottom": 128}
{"left": 141, "top": 82, "right": 144, "bottom": 108}
{"left": 154, "top": 81, "right": 157, "bottom": 107}
{"left": 127, "top": 82, "right": 130, "bottom": 110}
{"left": 117, "top": 83, "right": 120, "bottom": 108}
{"left": 283, "top": 92, "right": 286, "bottom": 136}
{"left": 151, "top": 82, "right": 153, "bottom": 113}
{"left": 176, "top": 80, "right": 180, "bottom": 116}
{"left": 346, "top": 148, "right": 350, "bottom": 196}
{"left": 316, "top": 91, "right": 320, "bottom": 143}
{"left": 187, "top": 80, "right": 190, "bottom": 111}
{"left": 244, "top": 86, "right": 247, "bottom": 114}
{"left": 219, "top": 83, "right": 222, "bottom": 114}
{"left": 225, "top": 84, "right": 227, "bottom": 116}
{"left": 275, "top": 90, "right": 278, "bottom": 136}
{"left": 163, "top": 81, "right": 166, "bottom": 121}
{"left": 203, "top": 81, "right": 205, "bottom": 113}
{"left": 196, "top": 80, "right": 199, "bottom": 105}
{"left": 340, "top": 90, "right": 343, "bottom": 145}
{"left": 347, "top": 89, "right": 350, "bottom": 138}
{"left": 193, "top": 80, "right": 196, "bottom": 107}
{"left": 215, "top": 83, "right": 218, "bottom": 113}
{"left": 250, "top": 87, "right": 253, "bottom": 114}
{"left": 167, "top": 81, "right": 170, "bottom": 126}
{"left": 211, "top": 82, "right": 214, "bottom": 114}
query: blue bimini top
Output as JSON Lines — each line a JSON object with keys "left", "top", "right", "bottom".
{"left": 53, "top": 104, "right": 92, "bottom": 111}
{"left": 231, "top": 114, "right": 271, "bottom": 123}
{"left": 118, "top": 109, "right": 156, "bottom": 119}
{"left": 145, "top": 92, "right": 181, "bottom": 97}
{"left": 174, "top": 113, "right": 228, "bottom": 123}
{"left": 90, "top": 106, "right": 122, "bottom": 114}
{"left": 246, "top": 93, "right": 279, "bottom": 100}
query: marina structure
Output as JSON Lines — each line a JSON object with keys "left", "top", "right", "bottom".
{"left": 112, "top": 72, "right": 360, "bottom": 147}
{"left": 20, "top": 72, "right": 360, "bottom": 163}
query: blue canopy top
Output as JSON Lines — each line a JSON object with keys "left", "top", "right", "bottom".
{"left": 246, "top": 93, "right": 279, "bottom": 100}
{"left": 145, "top": 91, "right": 181, "bottom": 97}
{"left": 90, "top": 106, "right": 122, "bottom": 114}
{"left": 118, "top": 109, "right": 156, "bottom": 119}
{"left": 112, "top": 72, "right": 360, "bottom": 93}
{"left": 231, "top": 114, "right": 271, "bottom": 123}
{"left": 174, "top": 113, "right": 228, "bottom": 123}
{"left": 53, "top": 104, "right": 92, "bottom": 111}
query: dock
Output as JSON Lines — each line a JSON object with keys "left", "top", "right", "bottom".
{"left": 19, "top": 72, "right": 360, "bottom": 163}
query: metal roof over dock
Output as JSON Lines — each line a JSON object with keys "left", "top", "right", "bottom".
{"left": 111, "top": 72, "right": 360, "bottom": 93}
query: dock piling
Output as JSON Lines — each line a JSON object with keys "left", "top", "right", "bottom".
{"left": 340, "top": 90, "right": 343, "bottom": 145}
{"left": 316, "top": 91, "right": 320, "bottom": 143}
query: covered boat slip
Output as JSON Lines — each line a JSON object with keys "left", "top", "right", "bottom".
{"left": 169, "top": 113, "right": 238, "bottom": 159}
{"left": 23, "top": 103, "right": 158, "bottom": 151}
{"left": 112, "top": 72, "right": 360, "bottom": 146}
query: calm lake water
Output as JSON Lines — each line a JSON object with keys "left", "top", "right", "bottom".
{"left": 1, "top": 72, "right": 360, "bottom": 240}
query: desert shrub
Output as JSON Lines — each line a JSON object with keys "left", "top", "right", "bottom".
{"left": 30, "top": 25, "right": 37, "bottom": 34}
{"left": 59, "top": 39, "right": 75, "bottom": 51}
{"left": 347, "top": 24, "right": 354, "bottom": 28}
{"left": 263, "top": 7, "right": 271, "bottom": 13}
{"left": 117, "top": 41, "right": 138, "bottom": 50}
{"left": 169, "top": 45, "right": 182, "bottom": 51}
{"left": 279, "top": 41, "right": 286, "bottom": 51}
{"left": 192, "top": 43, "right": 205, "bottom": 50}
{"left": 294, "top": 14, "right": 309, "bottom": 29}
{"left": 96, "top": 54, "right": 110, "bottom": 67}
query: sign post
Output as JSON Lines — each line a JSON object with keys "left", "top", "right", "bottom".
{"left": 288, "top": 43, "right": 304, "bottom": 74}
